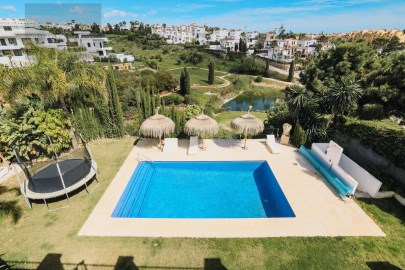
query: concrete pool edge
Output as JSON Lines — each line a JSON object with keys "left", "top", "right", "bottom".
{"left": 79, "top": 139, "right": 386, "bottom": 238}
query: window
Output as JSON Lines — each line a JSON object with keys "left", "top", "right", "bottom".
{"left": 34, "top": 38, "right": 39, "bottom": 44}
{"left": 3, "top": 26, "right": 12, "bottom": 31}
{"left": 99, "top": 42, "right": 102, "bottom": 48}
{"left": 13, "top": 50, "right": 22, "bottom": 56}
{"left": 87, "top": 43, "right": 91, "bottom": 47}
{"left": 47, "top": 38, "right": 53, "bottom": 43}
{"left": 2, "top": 50, "right": 11, "bottom": 56}
{"left": 22, "top": 38, "right": 31, "bottom": 45}
{"left": 0, "top": 39, "right": 6, "bottom": 46}
{"left": 8, "top": 38, "right": 17, "bottom": 45}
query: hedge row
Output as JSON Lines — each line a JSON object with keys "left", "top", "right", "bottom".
{"left": 338, "top": 118, "right": 405, "bottom": 171}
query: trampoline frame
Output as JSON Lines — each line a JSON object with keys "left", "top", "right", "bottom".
{"left": 13, "top": 134, "right": 99, "bottom": 211}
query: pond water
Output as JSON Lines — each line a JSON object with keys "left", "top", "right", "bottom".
{"left": 223, "top": 93, "right": 282, "bottom": 112}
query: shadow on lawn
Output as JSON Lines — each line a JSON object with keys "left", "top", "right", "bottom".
{"left": 366, "top": 261, "right": 402, "bottom": 270}
{"left": 0, "top": 185, "right": 23, "bottom": 223}
{"left": 358, "top": 197, "right": 405, "bottom": 225}
{"left": 1, "top": 253, "right": 228, "bottom": 270}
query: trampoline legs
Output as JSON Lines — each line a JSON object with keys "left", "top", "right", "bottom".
{"left": 43, "top": 194, "right": 71, "bottom": 212}
{"left": 84, "top": 177, "right": 99, "bottom": 194}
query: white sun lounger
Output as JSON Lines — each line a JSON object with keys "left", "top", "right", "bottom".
{"left": 267, "top": 135, "right": 281, "bottom": 154}
{"left": 188, "top": 136, "right": 199, "bottom": 155}
{"left": 163, "top": 138, "right": 178, "bottom": 153}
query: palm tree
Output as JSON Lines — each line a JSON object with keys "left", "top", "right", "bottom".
{"left": 0, "top": 46, "right": 107, "bottom": 148}
{"left": 326, "top": 77, "right": 363, "bottom": 127}
{"left": 285, "top": 84, "right": 315, "bottom": 119}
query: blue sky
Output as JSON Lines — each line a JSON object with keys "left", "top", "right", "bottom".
{"left": 0, "top": 0, "right": 404, "bottom": 33}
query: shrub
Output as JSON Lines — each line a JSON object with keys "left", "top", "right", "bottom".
{"left": 266, "top": 101, "right": 296, "bottom": 134}
{"left": 162, "top": 93, "right": 185, "bottom": 105}
{"left": 184, "top": 94, "right": 200, "bottom": 105}
{"left": 254, "top": 75, "right": 263, "bottom": 83}
{"left": 359, "top": 103, "right": 385, "bottom": 120}
{"left": 264, "top": 70, "right": 288, "bottom": 81}
{"left": 338, "top": 117, "right": 405, "bottom": 171}
{"left": 0, "top": 107, "right": 71, "bottom": 161}
{"left": 184, "top": 104, "right": 202, "bottom": 120}
{"left": 293, "top": 121, "right": 307, "bottom": 148}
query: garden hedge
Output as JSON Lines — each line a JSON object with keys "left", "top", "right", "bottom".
{"left": 338, "top": 118, "right": 405, "bottom": 171}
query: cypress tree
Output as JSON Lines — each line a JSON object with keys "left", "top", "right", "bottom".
{"left": 288, "top": 60, "right": 295, "bottom": 82}
{"left": 106, "top": 67, "right": 125, "bottom": 137}
{"left": 151, "top": 92, "right": 156, "bottom": 115}
{"left": 179, "top": 69, "right": 186, "bottom": 96}
{"left": 208, "top": 61, "right": 215, "bottom": 85}
{"left": 136, "top": 89, "right": 143, "bottom": 121}
{"left": 184, "top": 67, "right": 191, "bottom": 95}
{"left": 141, "top": 87, "right": 147, "bottom": 119}
{"left": 243, "top": 41, "right": 247, "bottom": 53}
{"left": 293, "top": 121, "right": 307, "bottom": 148}
{"left": 145, "top": 92, "right": 151, "bottom": 118}
{"left": 239, "top": 38, "right": 243, "bottom": 52}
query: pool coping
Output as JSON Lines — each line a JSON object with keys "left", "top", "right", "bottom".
{"left": 79, "top": 139, "right": 385, "bottom": 238}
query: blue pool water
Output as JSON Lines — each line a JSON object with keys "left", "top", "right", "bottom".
{"left": 112, "top": 161, "right": 295, "bottom": 218}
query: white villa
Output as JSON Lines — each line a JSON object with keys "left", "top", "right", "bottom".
{"left": 0, "top": 19, "right": 67, "bottom": 66}
{"left": 69, "top": 31, "right": 112, "bottom": 57}
{"left": 246, "top": 31, "right": 260, "bottom": 48}
{"left": 265, "top": 34, "right": 334, "bottom": 63}
{"left": 152, "top": 23, "right": 207, "bottom": 45}
{"left": 151, "top": 23, "right": 260, "bottom": 52}
{"left": 0, "top": 19, "right": 134, "bottom": 66}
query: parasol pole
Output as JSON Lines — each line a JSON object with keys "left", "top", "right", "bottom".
{"left": 243, "top": 105, "right": 253, "bottom": 149}
{"left": 156, "top": 106, "right": 162, "bottom": 149}
{"left": 243, "top": 130, "right": 247, "bottom": 149}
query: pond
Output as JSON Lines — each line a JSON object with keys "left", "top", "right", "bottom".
{"left": 222, "top": 92, "right": 283, "bottom": 112}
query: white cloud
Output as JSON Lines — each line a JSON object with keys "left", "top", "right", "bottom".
{"left": 69, "top": 6, "right": 84, "bottom": 14}
{"left": 170, "top": 4, "right": 215, "bottom": 12}
{"left": 104, "top": 10, "right": 140, "bottom": 18}
{"left": 0, "top": 5, "right": 16, "bottom": 11}
{"left": 241, "top": 5, "right": 329, "bottom": 15}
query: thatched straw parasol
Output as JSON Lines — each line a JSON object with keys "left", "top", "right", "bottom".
{"left": 231, "top": 106, "right": 264, "bottom": 149}
{"left": 140, "top": 107, "right": 175, "bottom": 149}
{"left": 184, "top": 113, "right": 219, "bottom": 149}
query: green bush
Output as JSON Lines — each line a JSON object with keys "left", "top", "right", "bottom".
{"left": 359, "top": 103, "right": 385, "bottom": 120}
{"left": 184, "top": 94, "right": 200, "bottom": 105}
{"left": 264, "top": 70, "right": 288, "bottom": 81}
{"left": 162, "top": 93, "right": 185, "bottom": 105}
{"left": 266, "top": 101, "right": 296, "bottom": 134}
{"left": 0, "top": 107, "right": 71, "bottom": 161}
{"left": 293, "top": 121, "right": 307, "bottom": 148}
{"left": 184, "top": 104, "right": 202, "bottom": 120}
{"left": 254, "top": 75, "right": 263, "bottom": 83}
{"left": 338, "top": 118, "right": 405, "bottom": 171}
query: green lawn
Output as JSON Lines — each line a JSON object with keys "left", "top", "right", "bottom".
{"left": 1, "top": 137, "right": 405, "bottom": 269}
{"left": 169, "top": 67, "right": 223, "bottom": 86}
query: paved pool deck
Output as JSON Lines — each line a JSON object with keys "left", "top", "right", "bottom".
{"left": 79, "top": 139, "right": 385, "bottom": 238}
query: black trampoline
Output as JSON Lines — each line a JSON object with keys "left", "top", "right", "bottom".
{"left": 14, "top": 134, "right": 98, "bottom": 210}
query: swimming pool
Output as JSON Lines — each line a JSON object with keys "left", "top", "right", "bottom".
{"left": 112, "top": 161, "right": 295, "bottom": 218}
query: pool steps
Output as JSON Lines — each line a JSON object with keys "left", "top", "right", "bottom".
{"left": 112, "top": 162, "right": 155, "bottom": 217}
